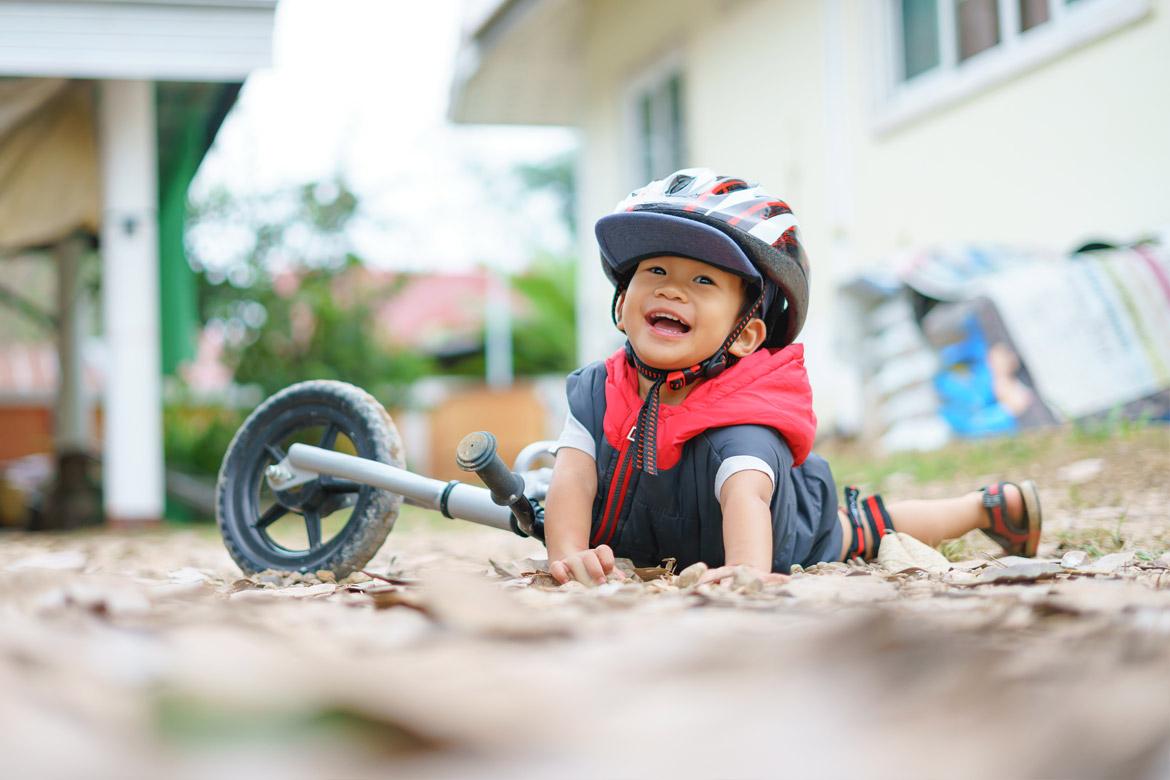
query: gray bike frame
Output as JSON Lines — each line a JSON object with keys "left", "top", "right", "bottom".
{"left": 276, "top": 441, "right": 556, "bottom": 533}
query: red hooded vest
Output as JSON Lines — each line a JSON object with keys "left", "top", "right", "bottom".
{"left": 601, "top": 343, "right": 818, "bottom": 471}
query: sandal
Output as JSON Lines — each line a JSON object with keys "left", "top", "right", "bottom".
{"left": 980, "top": 480, "right": 1042, "bottom": 557}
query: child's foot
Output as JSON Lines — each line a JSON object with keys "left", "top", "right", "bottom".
{"left": 979, "top": 480, "right": 1042, "bottom": 557}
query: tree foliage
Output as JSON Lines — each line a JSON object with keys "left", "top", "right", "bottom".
{"left": 187, "top": 178, "right": 431, "bottom": 405}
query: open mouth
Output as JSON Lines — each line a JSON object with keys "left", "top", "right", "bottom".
{"left": 645, "top": 310, "right": 691, "bottom": 336}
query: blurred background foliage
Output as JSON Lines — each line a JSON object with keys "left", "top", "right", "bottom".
{"left": 165, "top": 153, "right": 578, "bottom": 487}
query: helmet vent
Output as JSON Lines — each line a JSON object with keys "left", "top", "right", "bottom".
{"left": 711, "top": 178, "right": 749, "bottom": 195}
{"left": 666, "top": 175, "right": 694, "bottom": 195}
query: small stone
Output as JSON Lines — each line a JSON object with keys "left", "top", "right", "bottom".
{"left": 732, "top": 566, "right": 762, "bottom": 590}
{"left": 676, "top": 562, "right": 708, "bottom": 588}
{"left": 315, "top": 569, "right": 337, "bottom": 583}
{"left": 257, "top": 573, "right": 283, "bottom": 586}
{"left": 789, "top": 564, "right": 805, "bottom": 576}
{"left": 1056, "top": 458, "right": 1105, "bottom": 484}
{"left": 341, "top": 571, "right": 373, "bottom": 585}
{"left": 1061, "top": 550, "right": 1089, "bottom": 569}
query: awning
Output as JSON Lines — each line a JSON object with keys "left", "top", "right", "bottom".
{"left": 0, "top": 78, "right": 100, "bottom": 251}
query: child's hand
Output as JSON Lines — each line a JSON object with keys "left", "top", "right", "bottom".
{"left": 549, "top": 544, "right": 627, "bottom": 587}
{"left": 698, "top": 564, "right": 790, "bottom": 587}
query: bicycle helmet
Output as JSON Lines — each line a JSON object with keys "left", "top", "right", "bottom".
{"left": 592, "top": 168, "right": 810, "bottom": 475}
{"left": 595, "top": 167, "right": 809, "bottom": 350}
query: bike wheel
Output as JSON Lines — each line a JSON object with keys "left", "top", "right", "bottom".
{"left": 216, "top": 380, "right": 404, "bottom": 576}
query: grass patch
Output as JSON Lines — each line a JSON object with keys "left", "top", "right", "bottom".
{"left": 1052, "top": 525, "right": 1127, "bottom": 557}
{"left": 821, "top": 424, "right": 1166, "bottom": 492}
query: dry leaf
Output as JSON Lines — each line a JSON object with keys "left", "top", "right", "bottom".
{"left": 1084, "top": 552, "right": 1135, "bottom": 575}
{"left": 633, "top": 565, "right": 674, "bottom": 581}
{"left": 877, "top": 532, "right": 951, "bottom": 575}
{"left": 365, "top": 586, "right": 430, "bottom": 614}
{"left": 6, "top": 550, "right": 86, "bottom": 572}
{"left": 418, "top": 571, "right": 569, "bottom": 639}
{"left": 976, "top": 562, "right": 1063, "bottom": 584}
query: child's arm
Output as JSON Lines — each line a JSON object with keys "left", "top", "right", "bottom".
{"left": 701, "top": 470, "right": 790, "bottom": 584}
{"left": 544, "top": 447, "right": 624, "bottom": 585}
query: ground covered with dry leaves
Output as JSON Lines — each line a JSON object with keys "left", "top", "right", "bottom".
{"left": 2, "top": 427, "right": 1168, "bottom": 779}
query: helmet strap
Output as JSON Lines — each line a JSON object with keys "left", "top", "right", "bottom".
{"left": 622, "top": 289, "right": 764, "bottom": 475}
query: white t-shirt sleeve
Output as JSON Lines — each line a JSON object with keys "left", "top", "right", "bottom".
{"left": 714, "top": 455, "right": 776, "bottom": 502}
{"left": 553, "top": 411, "right": 596, "bottom": 460}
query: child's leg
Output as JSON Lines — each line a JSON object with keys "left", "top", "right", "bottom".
{"left": 837, "top": 485, "right": 1025, "bottom": 560}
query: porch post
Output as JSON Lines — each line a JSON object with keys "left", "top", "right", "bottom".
{"left": 97, "top": 80, "right": 164, "bottom": 524}
{"left": 54, "top": 233, "right": 91, "bottom": 453}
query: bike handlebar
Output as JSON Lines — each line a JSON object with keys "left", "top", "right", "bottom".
{"left": 456, "top": 431, "right": 544, "bottom": 540}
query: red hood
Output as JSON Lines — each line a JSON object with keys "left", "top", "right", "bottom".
{"left": 603, "top": 344, "right": 817, "bottom": 470}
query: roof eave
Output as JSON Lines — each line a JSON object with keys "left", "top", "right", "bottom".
{"left": 448, "top": 0, "right": 584, "bottom": 127}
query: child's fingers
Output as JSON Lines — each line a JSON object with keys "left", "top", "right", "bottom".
{"left": 595, "top": 545, "right": 626, "bottom": 579}
{"left": 581, "top": 553, "right": 606, "bottom": 585}
{"left": 549, "top": 560, "right": 570, "bottom": 585}
{"left": 697, "top": 565, "right": 735, "bottom": 585}
{"left": 565, "top": 555, "right": 593, "bottom": 585}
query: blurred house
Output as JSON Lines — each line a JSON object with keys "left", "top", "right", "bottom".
{"left": 449, "top": 0, "right": 1170, "bottom": 430}
{"left": 0, "top": 0, "right": 276, "bottom": 524}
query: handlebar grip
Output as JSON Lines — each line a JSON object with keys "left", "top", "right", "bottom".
{"left": 456, "top": 431, "right": 542, "bottom": 540}
{"left": 456, "top": 432, "right": 523, "bottom": 505}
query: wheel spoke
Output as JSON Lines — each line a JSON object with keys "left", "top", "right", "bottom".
{"left": 253, "top": 502, "right": 288, "bottom": 529}
{"left": 319, "top": 423, "right": 340, "bottom": 450}
{"left": 321, "top": 477, "right": 363, "bottom": 494}
{"left": 304, "top": 509, "right": 322, "bottom": 550}
{"left": 264, "top": 443, "right": 287, "bottom": 463}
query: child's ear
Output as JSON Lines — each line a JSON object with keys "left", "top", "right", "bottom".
{"left": 614, "top": 291, "right": 628, "bottom": 333}
{"left": 729, "top": 318, "right": 767, "bottom": 357}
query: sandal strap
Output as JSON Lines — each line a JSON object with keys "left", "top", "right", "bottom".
{"left": 981, "top": 482, "right": 1029, "bottom": 545}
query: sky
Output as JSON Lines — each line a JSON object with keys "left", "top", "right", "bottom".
{"left": 190, "top": 0, "right": 577, "bottom": 274}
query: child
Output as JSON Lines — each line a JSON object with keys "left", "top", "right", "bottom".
{"left": 544, "top": 168, "right": 1042, "bottom": 587}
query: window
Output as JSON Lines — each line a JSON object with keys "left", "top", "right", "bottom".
{"left": 901, "top": 0, "right": 941, "bottom": 79}
{"left": 956, "top": 0, "right": 1001, "bottom": 61}
{"left": 880, "top": 0, "right": 1150, "bottom": 130}
{"left": 630, "top": 68, "right": 687, "bottom": 184}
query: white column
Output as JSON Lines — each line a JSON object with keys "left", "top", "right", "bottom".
{"left": 54, "top": 234, "right": 92, "bottom": 453}
{"left": 820, "top": 0, "right": 861, "bottom": 435}
{"left": 484, "top": 269, "right": 513, "bottom": 388}
{"left": 98, "top": 80, "right": 163, "bottom": 524}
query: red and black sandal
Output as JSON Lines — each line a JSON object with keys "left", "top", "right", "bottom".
{"left": 980, "top": 480, "right": 1042, "bottom": 557}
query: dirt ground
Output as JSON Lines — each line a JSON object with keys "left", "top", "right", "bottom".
{"left": 2, "top": 426, "right": 1168, "bottom": 780}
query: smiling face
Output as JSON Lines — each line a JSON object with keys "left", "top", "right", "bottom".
{"left": 616, "top": 255, "right": 766, "bottom": 370}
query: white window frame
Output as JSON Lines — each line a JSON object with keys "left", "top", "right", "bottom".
{"left": 622, "top": 50, "right": 687, "bottom": 189}
{"left": 873, "top": 0, "right": 1151, "bottom": 135}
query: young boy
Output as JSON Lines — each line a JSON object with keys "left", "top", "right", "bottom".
{"left": 544, "top": 168, "right": 1042, "bottom": 587}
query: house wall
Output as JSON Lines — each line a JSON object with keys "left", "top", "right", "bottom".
{"left": 574, "top": 0, "right": 836, "bottom": 416}
{"left": 572, "top": 0, "right": 1170, "bottom": 428}
{"left": 843, "top": 0, "right": 1170, "bottom": 258}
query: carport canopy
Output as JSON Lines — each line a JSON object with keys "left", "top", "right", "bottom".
{"left": 0, "top": 0, "right": 276, "bottom": 523}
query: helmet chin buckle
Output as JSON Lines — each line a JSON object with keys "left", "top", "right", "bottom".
{"left": 702, "top": 353, "right": 728, "bottom": 380}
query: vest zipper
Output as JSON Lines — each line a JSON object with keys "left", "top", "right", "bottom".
{"left": 592, "top": 438, "right": 636, "bottom": 548}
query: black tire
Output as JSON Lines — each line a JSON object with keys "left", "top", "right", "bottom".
{"left": 216, "top": 380, "right": 404, "bottom": 577}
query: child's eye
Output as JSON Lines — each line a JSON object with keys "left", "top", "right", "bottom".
{"left": 646, "top": 266, "right": 666, "bottom": 275}
{"left": 695, "top": 275, "right": 715, "bottom": 285}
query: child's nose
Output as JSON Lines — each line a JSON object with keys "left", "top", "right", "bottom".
{"left": 655, "top": 282, "right": 686, "bottom": 300}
